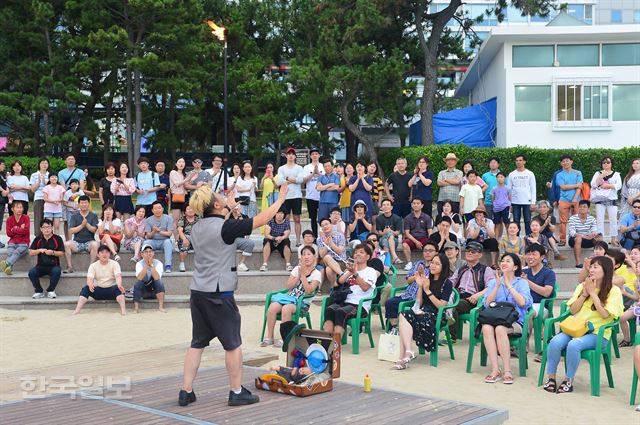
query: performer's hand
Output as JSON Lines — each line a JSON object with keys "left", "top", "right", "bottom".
{"left": 278, "top": 182, "right": 289, "bottom": 200}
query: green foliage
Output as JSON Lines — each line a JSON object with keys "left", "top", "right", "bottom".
{"left": 2, "top": 156, "right": 66, "bottom": 175}
{"left": 379, "top": 145, "right": 640, "bottom": 200}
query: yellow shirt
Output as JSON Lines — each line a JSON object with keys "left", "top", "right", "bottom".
{"left": 567, "top": 284, "right": 623, "bottom": 340}
{"left": 339, "top": 177, "right": 351, "bottom": 208}
{"left": 615, "top": 264, "right": 636, "bottom": 293}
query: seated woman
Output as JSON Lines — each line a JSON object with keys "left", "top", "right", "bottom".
{"left": 98, "top": 205, "right": 123, "bottom": 261}
{"left": 394, "top": 252, "right": 453, "bottom": 370}
{"left": 123, "top": 205, "right": 146, "bottom": 262}
{"left": 177, "top": 205, "right": 199, "bottom": 272}
{"left": 481, "top": 253, "right": 533, "bottom": 384}
{"left": 261, "top": 246, "right": 321, "bottom": 347}
{"left": 261, "top": 208, "right": 292, "bottom": 272}
{"left": 498, "top": 222, "right": 525, "bottom": 262}
{"left": 542, "top": 256, "right": 623, "bottom": 393}
{"left": 323, "top": 243, "right": 377, "bottom": 339}
{"left": 617, "top": 256, "right": 639, "bottom": 347}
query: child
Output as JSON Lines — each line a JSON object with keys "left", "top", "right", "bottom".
{"left": 459, "top": 170, "right": 484, "bottom": 223}
{"left": 297, "top": 230, "right": 318, "bottom": 259}
{"left": 63, "top": 179, "right": 85, "bottom": 240}
{"left": 0, "top": 202, "right": 30, "bottom": 275}
{"left": 491, "top": 172, "right": 511, "bottom": 239}
{"left": 526, "top": 217, "right": 550, "bottom": 266}
{"left": 42, "top": 173, "right": 65, "bottom": 235}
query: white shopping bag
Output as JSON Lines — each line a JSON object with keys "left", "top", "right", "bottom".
{"left": 377, "top": 330, "right": 401, "bottom": 362}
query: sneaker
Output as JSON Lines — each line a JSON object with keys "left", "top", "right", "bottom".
{"left": 237, "top": 263, "right": 248, "bottom": 272}
{"left": 165, "top": 265, "right": 172, "bottom": 274}
{"left": 554, "top": 253, "right": 568, "bottom": 261}
{"left": 130, "top": 257, "right": 139, "bottom": 263}
{"left": 124, "top": 289, "right": 134, "bottom": 299}
{"left": 32, "top": 292, "right": 45, "bottom": 299}
{"left": 114, "top": 254, "right": 121, "bottom": 262}
{"left": 259, "top": 263, "right": 268, "bottom": 272}
{"left": 575, "top": 264, "right": 583, "bottom": 269}
{"left": 228, "top": 386, "right": 259, "bottom": 406}
{"left": 4, "top": 264, "right": 12, "bottom": 275}
{"left": 179, "top": 262, "right": 186, "bottom": 272}
{"left": 178, "top": 389, "right": 197, "bottom": 406}
{"left": 47, "top": 291, "right": 57, "bottom": 299}
{"left": 286, "top": 263, "right": 293, "bottom": 272}
{"left": 404, "top": 261, "right": 413, "bottom": 271}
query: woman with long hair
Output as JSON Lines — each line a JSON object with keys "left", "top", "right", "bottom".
{"left": 170, "top": 157, "right": 188, "bottom": 238}
{"left": 542, "top": 256, "right": 623, "bottom": 393}
{"left": 99, "top": 162, "right": 117, "bottom": 207}
{"left": 260, "top": 162, "right": 278, "bottom": 210}
{"left": 123, "top": 205, "right": 147, "bottom": 262}
{"left": 621, "top": 158, "right": 640, "bottom": 217}
{"left": 98, "top": 204, "right": 123, "bottom": 261}
{"left": 590, "top": 156, "right": 622, "bottom": 246}
{"left": 110, "top": 162, "right": 136, "bottom": 220}
{"left": 348, "top": 161, "right": 374, "bottom": 222}
{"left": 235, "top": 160, "right": 258, "bottom": 218}
{"left": 81, "top": 165, "right": 97, "bottom": 197}
{"left": 228, "top": 163, "right": 241, "bottom": 191}
{"left": 394, "top": 252, "right": 453, "bottom": 369}
{"left": 481, "top": 253, "right": 532, "bottom": 384}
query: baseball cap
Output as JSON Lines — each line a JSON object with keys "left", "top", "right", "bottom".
{"left": 141, "top": 243, "right": 154, "bottom": 252}
{"left": 466, "top": 240, "right": 483, "bottom": 252}
{"left": 285, "top": 147, "right": 296, "bottom": 154}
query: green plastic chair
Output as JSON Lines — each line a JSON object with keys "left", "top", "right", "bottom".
{"left": 385, "top": 283, "right": 414, "bottom": 331}
{"left": 369, "top": 274, "right": 389, "bottom": 329}
{"left": 532, "top": 283, "right": 560, "bottom": 355}
{"left": 398, "top": 288, "right": 460, "bottom": 367}
{"left": 537, "top": 310, "right": 619, "bottom": 397}
{"left": 259, "top": 288, "right": 316, "bottom": 342}
{"left": 630, "top": 332, "right": 640, "bottom": 405}
{"left": 455, "top": 296, "right": 484, "bottom": 342}
{"left": 561, "top": 300, "right": 621, "bottom": 359}
{"left": 466, "top": 303, "right": 533, "bottom": 377}
{"left": 388, "top": 264, "right": 397, "bottom": 288}
{"left": 319, "top": 288, "right": 378, "bottom": 354}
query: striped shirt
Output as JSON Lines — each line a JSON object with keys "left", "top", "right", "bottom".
{"left": 568, "top": 214, "right": 598, "bottom": 237}
{"left": 371, "top": 176, "right": 384, "bottom": 203}
{"left": 316, "top": 230, "right": 347, "bottom": 261}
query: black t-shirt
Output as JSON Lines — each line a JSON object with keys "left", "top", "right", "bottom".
{"left": 375, "top": 212, "right": 403, "bottom": 233}
{"left": 367, "top": 257, "right": 385, "bottom": 287}
{"left": 429, "top": 232, "right": 458, "bottom": 252}
{"left": 99, "top": 177, "right": 115, "bottom": 204}
{"left": 386, "top": 172, "right": 412, "bottom": 204}
{"left": 29, "top": 234, "right": 65, "bottom": 266}
{"left": 221, "top": 215, "right": 254, "bottom": 244}
{"left": 421, "top": 277, "right": 453, "bottom": 313}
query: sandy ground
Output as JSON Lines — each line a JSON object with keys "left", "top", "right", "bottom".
{"left": 1, "top": 305, "right": 637, "bottom": 424}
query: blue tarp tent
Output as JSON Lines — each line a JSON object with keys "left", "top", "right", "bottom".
{"left": 409, "top": 98, "right": 496, "bottom": 147}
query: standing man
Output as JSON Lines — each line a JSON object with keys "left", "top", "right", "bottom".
{"left": 184, "top": 156, "right": 213, "bottom": 194}
{"left": 507, "top": 154, "right": 536, "bottom": 235}
{"left": 206, "top": 154, "right": 229, "bottom": 193}
{"left": 436, "top": 153, "right": 463, "bottom": 215}
{"left": 28, "top": 219, "right": 65, "bottom": 299}
{"left": 482, "top": 157, "right": 503, "bottom": 220}
{"left": 317, "top": 158, "right": 341, "bottom": 222}
{"left": 58, "top": 154, "right": 85, "bottom": 238}
{"left": 135, "top": 156, "right": 161, "bottom": 217}
{"left": 277, "top": 147, "right": 304, "bottom": 246}
{"left": 178, "top": 182, "right": 289, "bottom": 407}
{"left": 303, "top": 148, "right": 324, "bottom": 238}
{"left": 385, "top": 157, "right": 412, "bottom": 219}
{"left": 555, "top": 155, "right": 583, "bottom": 245}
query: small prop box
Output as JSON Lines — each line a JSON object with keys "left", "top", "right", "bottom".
{"left": 255, "top": 324, "right": 341, "bottom": 397}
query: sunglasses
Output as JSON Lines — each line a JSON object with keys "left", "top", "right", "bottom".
{"left": 467, "top": 249, "right": 482, "bottom": 254}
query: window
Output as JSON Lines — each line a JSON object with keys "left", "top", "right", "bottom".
{"left": 515, "top": 85, "right": 551, "bottom": 121}
{"left": 583, "top": 85, "right": 608, "bottom": 119}
{"left": 635, "top": 10, "right": 640, "bottom": 23}
{"left": 613, "top": 85, "right": 640, "bottom": 121}
{"left": 557, "top": 84, "right": 582, "bottom": 121}
{"left": 506, "top": 6, "right": 528, "bottom": 23}
{"left": 602, "top": 43, "right": 640, "bottom": 66}
{"left": 567, "top": 5, "right": 585, "bottom": 21}
{"left": 557, "top": 44, "right": 599, "bottom": 66}
{"left": 585, "top": 5, "right": 593, "bottom": 24}
{"left": 512, "top": 45, "right": 554, "bottom": 67}
{"left": 466, "top": 5, "right": 498, "bottom": 26}
{"left": 611, "top": 9, "right": 622, "bottom": 23}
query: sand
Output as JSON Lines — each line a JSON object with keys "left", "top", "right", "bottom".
{"left": 1, "top": 305, "right": 637, "bottom": 424}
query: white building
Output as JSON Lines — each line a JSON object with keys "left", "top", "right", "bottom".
{"left": 455, "top": 24, "right": 640, "bottom": 148}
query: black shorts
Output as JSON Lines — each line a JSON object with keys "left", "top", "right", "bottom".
{"left": 263, "top": 238, "right": 291, "bottom": 257}
{"left": 283, "top": 198, "right": 302, "bottom": 216}
{"left": 79, "top": 285, "right": 122, "bottom": 300}
{"left": 569, "top": 236, "right": 595, "bottom": 249}
{"left": 323, "top": 302, "right": 366, "bottom": 328}
{"left": 190, "top": 290, "right": 242, "bottom": 351}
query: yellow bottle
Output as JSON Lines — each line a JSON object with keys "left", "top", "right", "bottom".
{"left": 363, "top": 374, "right": 371, "bottom": 392}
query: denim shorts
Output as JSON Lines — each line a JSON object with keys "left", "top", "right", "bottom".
{"left": 44, "top": 212, "right": 64, "bottom": 218}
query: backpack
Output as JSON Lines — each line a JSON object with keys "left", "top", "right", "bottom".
{"left": 580, "top": 182, "right": 590, "bottom": 202}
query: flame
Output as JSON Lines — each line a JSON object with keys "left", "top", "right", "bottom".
{"left": 206, "top": 20, "right": 227, "bottom": 41}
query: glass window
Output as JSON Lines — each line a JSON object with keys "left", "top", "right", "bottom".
{"left": 602, "top": 43, "right": 640, "bottom": 66}
{"left": 512, "top": 45, "right": 554, "bottom": 67}
{"left": 557, "top": 44, "right": 599, "bottom": 66}
{"left": 515, "top": 85, "right": 551, "bottom": 121}
{"left": 466, "top": 5, "right": 497, "bottom": 26}
{"left": 585, "top": 5, "right": 593, "bottom": 24}
{"left": 506, "top": 6, "right": 528, "bottom": 23}
{"left": 557, "top": 84, "right": 581, "bottom": 121}
{"left": 613, "top": 84, "right": 640, "bottom": 121}
{"left": 583, "top": 85, "right": 608, "bottom": 119}
{"left": 567, "top": 5, "right": 585, "bottom": 21}
{"left": 635, "top": 10, "right": 640, "bottom": 23}
{"left": 611, "top": 9, "right": 622, "bottom": 23}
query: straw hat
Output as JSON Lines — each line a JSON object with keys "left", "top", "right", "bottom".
{"left": 444, "top": 153, "right": 458, "bottom": 161}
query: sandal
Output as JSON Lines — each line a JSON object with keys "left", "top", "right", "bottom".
{"left": 503, "top": 371, "right": 514, "bottom": 385}
{"left": 557, "top": 380, "right": 573, "bottom": 393}
{"left": 484, "top": 371, "right": 502, "bottom": 383}
{"left": 393, "top": 258, "right": 403, "bottom": 265}
{"left": 274, "top": 340, "right": 283, "bottom": 348}
{"left": 259, "top": 263, "right": 268, "bottom": 272}
{"left": 260, "top": 338, "right": 274, "bottom": 347}
{"left": 286, "top": 263, "right": 293, "bottom": 271}
{"left": 402, "top": 350, "right": 417, "bottom": 363}
{"left": 392, "top": 361, "right": 409, "bottom": 370}
{"left": 543, "top": 378, "right": 557, "bottom": 393}
{"left": 619, "top": 339, "right": 632, "bottom": 347}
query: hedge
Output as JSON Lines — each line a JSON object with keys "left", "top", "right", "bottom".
{"left": 2, "top": 156, "right": 67, "bottom": 176}
{"left": 377, "top": 145, "right": 640, "bottom": 201}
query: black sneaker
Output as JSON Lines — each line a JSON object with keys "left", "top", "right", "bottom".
{"left": 228, "top": 386, "right": 259, "bottom": 406}
{"left": 178, "top": 389, "right": 196, "bottom": 406}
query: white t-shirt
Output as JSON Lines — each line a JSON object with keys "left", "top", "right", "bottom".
{"left": 234, "top": 176, "right": 258, "bottom": 202}
{"left": 135, "top": 259, "right": 164, "bottom": 280}
{"left": 507, "top": 169, "right": 536, "bottom": 205}
{"left": 303, "top": 163, "right": 325, "bottom": 201}
{"left": 98, "top": 218, "right": 123, "bottom": 233}
{"left": 30, "top": 172, "right": 50, "bottom": 201}
{"left": 345, "top": 266, "right": 377, "bottom": 312}
{"left": 7, "top": 175, "right": 30, "bottom": 202}
{"left": 206, "top": 168, "right": 229, "bottom": 193}
{"left": 289, "top": 266, "right": 322, "bottom": 305}
{"left": 277, "top": 164, "right": 304, "bottom": 199}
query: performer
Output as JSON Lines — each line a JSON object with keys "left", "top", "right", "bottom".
{"left": 178, "top": 182, "right": 289, "bottom": 407}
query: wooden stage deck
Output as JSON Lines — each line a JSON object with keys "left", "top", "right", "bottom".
{"left": 0, "top": 366, "right": 508, "bottom": 425}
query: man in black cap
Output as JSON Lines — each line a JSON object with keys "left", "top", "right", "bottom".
{"left": 448, "top": 240, "right": 495, "bottom": 341}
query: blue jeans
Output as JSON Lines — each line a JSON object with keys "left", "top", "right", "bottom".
{"left": 546, "top": 332, "right": 608, "bottom": 379}
{"left": 133, "top": 279, "right": 166, "bottom": 301}
{"left": 318, "top": 202, "right": 338, "bottom": 224}
{"left": 29, "top": 265, "right": 62, "bottom": 293}
{"left": 145, "top": 239, "right": 173, "bottom": 267}
{"left": 512, "top": 204, "right": 531, "bottom": 235}
{"left": 6, "top": 243, "right": 29, "bottom": 266}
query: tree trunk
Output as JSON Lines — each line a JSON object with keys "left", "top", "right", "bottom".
{"left": 125, "top": 62, "right": 134, "bottom": 172}
{"left": 134, "top": 65, "right": 142, "bottom": 163}
{"left": 103, "top": 93, "right": 114, "bottom": 165}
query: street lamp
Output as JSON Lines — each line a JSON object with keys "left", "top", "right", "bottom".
{"left": 206, "top": 20, "right": 229, "bottom": 191}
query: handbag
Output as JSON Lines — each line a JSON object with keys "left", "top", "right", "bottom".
{"left": 171, "top": 193, "right": 186, "bottom": 203}
{"left": 477, "top": 301, "right": 519, "bottom": 327}
{"left": 589, "top": 188, "right": 610, "bottom": 204}
{"left": 377, "top": 328, "right": 401, "bottom": 362}
{"left": 271, "top": 293, "right": 298, "bottom": 305}
{"left": 559, "top": 315, "right": 594, "bottom": 338}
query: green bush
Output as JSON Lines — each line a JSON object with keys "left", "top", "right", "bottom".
{"left": 378, "top": 145, "right": 640, "bottom": 201}
{"left": 2, "top": 156, "right": 67, "bottom": 176}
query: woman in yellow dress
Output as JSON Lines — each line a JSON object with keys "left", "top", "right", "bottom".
{"left": 260, "top": 162, "right": 278, "bottom": 234}
{"left": 338, "top": 163, "right": 354, "bottom": 223}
